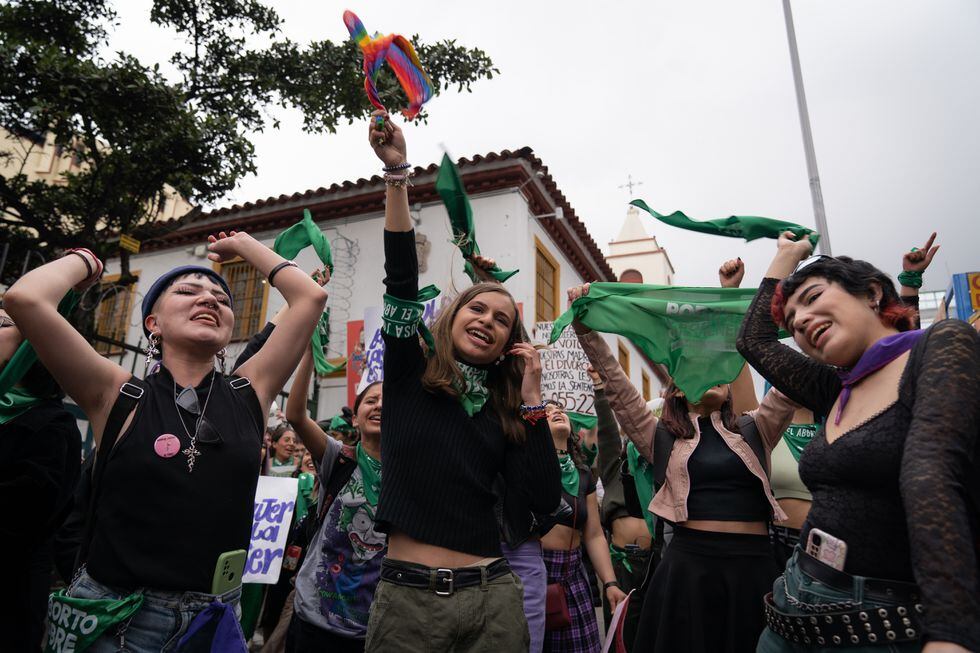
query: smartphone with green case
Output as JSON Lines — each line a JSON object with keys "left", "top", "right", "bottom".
{"left": 211, "top": 549, "right": 247, "bottom": 595}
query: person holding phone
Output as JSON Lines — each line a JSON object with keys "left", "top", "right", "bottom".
{"left": 739, "top": 232, "right": 979, "bottom": 653}
{"left": 362, "top": 110, "right": 561, "bottom": 652}
{"left": 4, "top": 233, "right": 326, "bottom": 651}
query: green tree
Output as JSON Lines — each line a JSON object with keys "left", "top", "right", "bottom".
{"left": 0, "top": 0, "right": 497, "bottom": 283}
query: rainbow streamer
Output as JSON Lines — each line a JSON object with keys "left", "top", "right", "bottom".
{"left": 343, "top": 10, "right": 434, "bottom": 120}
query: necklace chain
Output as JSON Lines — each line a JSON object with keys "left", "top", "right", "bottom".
{"left": 173, "top": 370, "right": 216, "bottom": 473}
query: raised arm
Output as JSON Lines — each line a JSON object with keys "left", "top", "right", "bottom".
{"left": 736, "top": 233, "right": 839, "bottom": 415}
{"left": 568, "top": 284, "right": 656, "bottom": 463}
{"left": 284, "top": 347, "right": 329, "bottom": 463}
{"left": 3, "top": 250, "right": 130, "bottom": 442}
{"left": 898, "top": 232, "right": 939, "bottom": 330}
{"left": 900, "top": 320, "right": 980, "bottom": 652}
{"left": 214, "top": 233, "right": 326, "bottom": 415}
{"left": 719, "top": 258, "right": 759, "bottom": 413}
{"left": 591, "top": 367, "right": 624, "bottom": 490}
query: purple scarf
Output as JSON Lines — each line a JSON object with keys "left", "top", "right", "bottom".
{"left": 176, "top": 601, "right": 247, "bottom": 653}
{"left": 835, "top": 330, "right": 925, "bottom": 425}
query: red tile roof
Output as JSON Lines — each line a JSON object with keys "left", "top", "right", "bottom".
{"left": 144, "top": 147, "right": 616, "bottom": 282}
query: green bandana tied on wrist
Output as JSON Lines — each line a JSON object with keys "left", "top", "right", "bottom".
{"left": 381, "top": 285, "right": 441, "bottom": 352}
{"left": 559, "top": 453, "right": 580, "bottom": 496}
{"left": 356, "top": 443, "right": 383, "bottom": 506}
{"left": 781, "top": 423, "right": 820, "bottom": 463}
{"left": 626, "top": 442, "right": 657, "bottom": 537}
{"left": 454, "top": 362, "right": 489, "bottom": 417}
{"left": 897, "top": 270, "right": 923, "bottom": 288}
{"left": 631, "top": 200, "right": 820, "bottom": 248}
{"left": 435, "top": 154, "right": 518, "bottom": 284}
{"left": 45, "top": 589, "right": 144, "bottom": 653}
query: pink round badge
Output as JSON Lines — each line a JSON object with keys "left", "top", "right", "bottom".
{"left": 154, "top": 434, "right": 181, "bottom": 458}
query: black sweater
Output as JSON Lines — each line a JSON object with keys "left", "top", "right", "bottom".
{"left": 738, "top": 278, "right": 980, "bottom": 650}
{"left": 375, "top": 230, "right": 561, "bottom": 557}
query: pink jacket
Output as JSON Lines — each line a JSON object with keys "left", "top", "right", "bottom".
{"left": 576, "top": 327, "right": 797, "bottom": 524}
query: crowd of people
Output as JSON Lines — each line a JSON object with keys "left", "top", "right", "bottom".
{"left": 2, "top": 111, "right": 977, "bottom": 653}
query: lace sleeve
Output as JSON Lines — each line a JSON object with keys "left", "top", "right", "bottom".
{"left": 900, "top": 320, "right": 980, "bottom": 650}
{"left": 736, "top": 278, "right": 840, "bottom": 416}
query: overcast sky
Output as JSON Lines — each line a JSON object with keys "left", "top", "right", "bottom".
{"left": 113, "top": 0, "right": 979, "bottom": 290}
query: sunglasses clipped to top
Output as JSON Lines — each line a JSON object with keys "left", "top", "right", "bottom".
{"left": 175, "top": 385, "right": 223, "bottom": 445}
{"left": 793, "top": 254, "right": 833, "bottom": 275}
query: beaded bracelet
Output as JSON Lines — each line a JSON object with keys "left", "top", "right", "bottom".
{"left": 384, "top": 171, "right": 413, "bottom": 188}
{"left": 382, "top": 161, "right": 411, "bottom": 172}
{"left": 520, "top": 402, "right": 547, "bottom": 424}
{"left": 267, "top": 260, "right": 299, "bottom": 286}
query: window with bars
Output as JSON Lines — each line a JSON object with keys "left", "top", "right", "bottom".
{"left": 218, "top": 260, "right": 268, "bottom": 341}
{"left": 94, "top": 275, "right": 138, "bottom": 355}
{"left": 535, "top": 238, "right": 560, "bottom": 322}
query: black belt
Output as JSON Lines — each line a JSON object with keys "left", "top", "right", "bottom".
{"left": 380, "top": 558, "right": 511, "bottom": 596}
{"left": 796, "top": 551, "right": 921, "bottom": 605}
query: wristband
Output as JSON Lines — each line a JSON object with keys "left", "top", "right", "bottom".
{"left": 603, "top": 581, "right": 621, "bottom": 591}
{"left": 65, "top": 248, "right": 102, "bottom": 285}
{"left": 520, "top": 402, "right": 547, "bottom": 425}
{"left": 267, "top": 260, "right": 299, "bottom": 286}
{"left": 897, "top": 270, "right": 922, "bottom": 289}
{"left": 384, "top": 171, "right": 413, "bottom": 188}
{"left": 382, "top": 161, "right": 411, "bottom": 172}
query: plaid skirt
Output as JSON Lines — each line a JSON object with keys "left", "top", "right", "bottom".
{"left": 542, "top": 547, "right": 602, "bottom": 653}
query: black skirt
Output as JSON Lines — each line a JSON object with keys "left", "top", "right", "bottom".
{"left": 632, "top": 526, "right": 779, "bottom": 653}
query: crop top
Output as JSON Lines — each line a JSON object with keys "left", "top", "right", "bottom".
{"left": 552, "top": 467, "right": 596, "bottom": 530}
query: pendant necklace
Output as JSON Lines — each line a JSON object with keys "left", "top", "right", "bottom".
{"left": 174, "top": 370, "right": 216, "bottom": 473}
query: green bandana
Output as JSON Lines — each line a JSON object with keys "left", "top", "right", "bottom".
{"left": 356, "top": 443, "right": 382, "bottom": 507}
{"left": 781, "top": 423, "right": 819, "bottom": 463}
{"left": 0, "top": 290, "right": 78, "bottom": 397}
{"left": 631, "top": 200, "right": 820, "bottom": 248}
{"left": 311, "top": 310, "right": 345, "bottom": 376}
{"left": 580, "top": 442, "right": 598, "bottom": 467}
{"left": 0, "top": 385, "right": 45, "bottom": 425}
{"left": 435, "top": 154, "right": 519, "bottom": 284}
{"left": 381, "top": 285, "right": 441, "bottom": 352}
{"left": 551, "top": 283, "right": 787, "bottom": 400}
{"left": 455, "top": 362, "right": 489, "bottom": 417}
{"left": 626, "top": 442, "right": 657, "bottom": 537}
{"left": 295, "top": 472, "right": 316, "bottom": 522}
{"left": 328, "top": 414, "right": 355, "bottom": 434}
{"left": 273, "top": 208, "right": 333, "bottom": 273}
{"left": 558, "top": 453, "right": 580, "bottom": 496}
{"left": 568, "top": 412, "right": 598, "bottom": 434}
{"left": 609, "top": 542, "right": 633, "bottom": 574}
{"left": 45, "top": 589, "right": 144, "bottom": 653}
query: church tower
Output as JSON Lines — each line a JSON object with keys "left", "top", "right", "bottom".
{"left": 606, "top": 205, "right": 675, "bottom": 285}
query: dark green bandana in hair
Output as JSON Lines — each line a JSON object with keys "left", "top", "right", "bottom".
{"left": 558, "top": 454, "right": 580, "bottom": 496}
{"left": 45, "top": 589, "right": 144, "bottom": 653}
{"left": 781, "top": 423, "right": 819, "bottom": 462}
{"left": 381, "top": 285, "right": 441, "bottom": 352}
{"left": 631, "top": 200, "right": 820, "bottom": 248}
{"left": 357, "top": 443, "right": 383, "bottom": 506}
{"left": 435, "top": 154, "right": 519, "bottom": 284}
{"left": 454, "top": 362, "right": 489, "bottom": 417}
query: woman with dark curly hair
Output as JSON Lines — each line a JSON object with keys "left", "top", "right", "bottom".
{"left": 739, "top": 232, "right": 979, "bottom": 653}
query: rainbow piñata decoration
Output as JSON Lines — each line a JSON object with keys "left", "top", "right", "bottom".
{"left": 343, "top": 10, "right": 434, "bottom": 120}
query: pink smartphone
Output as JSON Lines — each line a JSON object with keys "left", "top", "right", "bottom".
{"left": 806, "top": 528, "right": 847, "bottom": 571}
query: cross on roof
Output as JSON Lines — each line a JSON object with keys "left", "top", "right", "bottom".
{"left": 618, "top": 174, "right": 643, "bottom": 197}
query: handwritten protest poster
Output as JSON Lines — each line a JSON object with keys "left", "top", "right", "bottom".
{"left": 534, "top": 321, "right": 596, "bottom": 418}
{"left": 242, "top": 476, "right": 298, "bottom": 584}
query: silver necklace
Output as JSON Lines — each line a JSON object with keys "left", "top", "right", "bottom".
{"left": 174, "top": 370, "right": 216, "bottom": 473}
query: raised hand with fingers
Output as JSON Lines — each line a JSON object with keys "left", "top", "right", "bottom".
{"left": 776, "top": 230, "right": 814, "bottom": 262}
{"left": 368, "top": 109, "right": 407, "bottom": 168}
{"left": 902, "top": 232, "right": 940, "bottom": 273}
{"left": 567, "top": 283, "right": 591, "bottom": 307}
{"left": 719, "top": 258, "right": 745, "bottom": 288}
{"left": 509, "top": 342, "right": 543, "bottom": 405}
{"left": 207, "top": 230, "right": 254, "bottom": 263}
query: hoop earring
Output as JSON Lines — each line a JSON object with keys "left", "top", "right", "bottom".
{"left": 144, "top": 333, "right": 160, "bottom": 373}
{"left": 216, "top": 347, "right": 227, "bottom": 374}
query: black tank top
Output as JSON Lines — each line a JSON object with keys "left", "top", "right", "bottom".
{"left": 87, "top": 366, "right": 263, "bottom": 592}
{"left": 685, "top": 418, "right": 771, "bottom": 522}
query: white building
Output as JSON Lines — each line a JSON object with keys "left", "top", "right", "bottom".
{"left": 605, "top": 205, "right": 675, "bottom": 285}
{"left": 101, "top": 147, "right": 668, "bottom": 419}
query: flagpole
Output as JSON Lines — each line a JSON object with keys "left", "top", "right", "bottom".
{"left": 782, "top": 0, "right": 832, "bottom": 255}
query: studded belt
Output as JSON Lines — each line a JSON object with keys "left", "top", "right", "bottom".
{"left": 764, "top": 552, "right": 925, "bottom": 647}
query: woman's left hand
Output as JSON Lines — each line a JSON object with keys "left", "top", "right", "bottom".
{"left": 605, "top": 585, "right": 628, "bottom": 612}
{"left": 508, "top": 342, "right": 543, "bottom": 405}
{"left": 206, "top": 231, "right": 253, "bottom": 263}
{"left": 902, "top": 232, "right": 940, "bottom": 272}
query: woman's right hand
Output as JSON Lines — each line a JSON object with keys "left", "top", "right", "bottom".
{"left": 567, "top": 283, "right": 591, "bottom": 306}
{"left": 368, "top": 109, "right": 407, "bottom": 168}
{"left": 776, "top": 231, "right": 814, "bottom": 262}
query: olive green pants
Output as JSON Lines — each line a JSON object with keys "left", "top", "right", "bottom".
{"left": 365, "top": 572, "right": 529, "bottom": 652}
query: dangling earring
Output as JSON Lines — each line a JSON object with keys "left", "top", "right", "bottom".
{"left": 495, "top": 353, "right": 506, "bottom": 366}
{"left": 144, "top": 333, "right": 160, "bottom": 373}
{"left": 216, "top": 347, "right": 227, "bottom": 374}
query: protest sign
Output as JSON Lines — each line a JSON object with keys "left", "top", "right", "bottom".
{"left": 534, "top": 321, "right": 597, "bottom": 429}
{"left": 242, "top": 476, "right": 298, "bottom": 584}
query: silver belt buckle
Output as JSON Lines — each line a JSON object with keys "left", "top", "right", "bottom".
{"left": 434, "top": 568, "right": 454, "bottom": 596}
